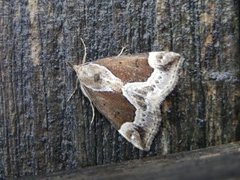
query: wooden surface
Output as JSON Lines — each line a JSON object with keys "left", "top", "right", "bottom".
{"left": 0, "top": 0, "right": 239, "bottom": 178}
{"left": 26, "top": 142, "right": 240, "bottom": 180}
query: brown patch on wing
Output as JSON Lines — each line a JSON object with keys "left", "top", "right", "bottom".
{"left": 86, "top": 90, "right": 135, "bottom": 130}
{"left": 95, "top": 53, "right": 153, "bottom": 83}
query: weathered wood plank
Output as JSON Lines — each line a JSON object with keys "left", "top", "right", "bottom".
{"left": 25, "top": 142, "right": 240, "bottom": 180}
{"left": 155, "top": 0, "right": 240, "bottom": 154}
{"left": 0, "top": 0, "right": 239, "bottom": 178}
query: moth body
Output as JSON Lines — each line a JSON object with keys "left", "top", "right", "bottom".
{"left": 73, "top": 51, "right": 183, "bottom": 151}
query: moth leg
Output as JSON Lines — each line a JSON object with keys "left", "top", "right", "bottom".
{"left": 90, "top": 103, "right": 95, "bottom": 124}
{"left": 80, "top": 85, "right": 96, "bottom": 124}
{"left": 117, "top": 46, "right": 126, "bottom": 57}
{"left": 67, "top": 79, "right": 79, "bottom": 102}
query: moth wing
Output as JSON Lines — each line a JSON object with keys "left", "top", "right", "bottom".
{"left": 82, "top": 54, "right": 153, "bottom": 130}
{"left": 122, "top": 82, "right": 162, "bottom": 150}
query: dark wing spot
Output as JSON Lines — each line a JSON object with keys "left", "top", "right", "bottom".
{"left": 135, "top": 86, "right": 154, "bottom": 96}
{"left": 135, "top": 125, "right": 146, "bottom": 139}
{"left": 161, "top": 61, "right": 176, "bottom": 71}
{"left": 156, "top": 54, "right": 163, "bottom": 61}
{"left": 135, "top": 59, "right": 140, "bottom": 68}
{"left": 94, "top": 73, "right": 101, "bottom": 82}
{"left": 133, "top": 94, "right": 147, "bottom": 111}
{"left": 114, "top": 111, "right": 121, "bottom": 118}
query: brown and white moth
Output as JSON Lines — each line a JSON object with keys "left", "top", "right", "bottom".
{"left": 70, "top": 42, "right": 183, "bottom": 151}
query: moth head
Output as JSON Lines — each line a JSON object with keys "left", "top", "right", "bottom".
{"left": 73, "top": 64, "right": 88, "bottom": 83}
{"left": 118, "top": 122, "right": 147, "bottom": 151}
{"left": 73, "top": 63, "right": 103, "bottom": 88}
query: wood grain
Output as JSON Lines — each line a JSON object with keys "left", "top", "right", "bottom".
{"left": 0, "top": 0, "right": 239, "bottom": 178}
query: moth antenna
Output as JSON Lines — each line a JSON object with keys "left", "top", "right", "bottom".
{"left": 117, "top": 46, "right": 126, "bottom": 57}
{"left": 80, "top": 85, "right": 96, "bottom": 124}
{"left": 80, "top": 38, "right": 87, "bottom": 64}
{"left": 65, "top": 61, "right": 79, "bottom": 101}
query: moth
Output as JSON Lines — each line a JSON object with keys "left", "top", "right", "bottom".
{"left": 69, "top": 40, "right": 183, "bottom": 151}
